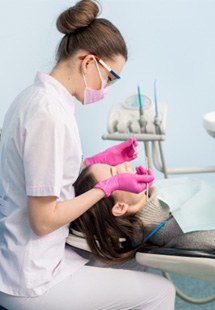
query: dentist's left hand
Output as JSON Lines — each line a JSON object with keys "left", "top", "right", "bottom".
{"left": 94, "top": 172, "right": 154, "bottom": 197}
{"left": 135, "top": 165, "right": 154, "bottom": 187}
{"left": 84, "top": 138, "right": 138, "bottom": 166}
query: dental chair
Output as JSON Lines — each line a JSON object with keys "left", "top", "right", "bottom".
{"left": 66, "top": 229, "right": 215, "bottom": 304}
{"left": 68, "top": 94, "right": 215, "bottom": 305}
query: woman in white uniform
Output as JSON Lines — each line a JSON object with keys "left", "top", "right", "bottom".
{"left": 0, "top": 1, "right": 175, "bottom": 309}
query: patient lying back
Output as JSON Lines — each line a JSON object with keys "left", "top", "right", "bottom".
{"left": 71, "top": 162, "right": 215, "bottom": 263}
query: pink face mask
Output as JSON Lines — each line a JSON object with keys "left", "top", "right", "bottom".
{"left": 82, "top": 60, "right": 108, "bottom": 105}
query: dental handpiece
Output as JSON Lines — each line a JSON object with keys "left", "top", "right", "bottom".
{"left": 137, "top": 85, "right": 147, "bottom": 133}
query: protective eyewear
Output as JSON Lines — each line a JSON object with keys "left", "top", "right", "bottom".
{"left": 79, "top": 55, "right": 121, "bottom": 86}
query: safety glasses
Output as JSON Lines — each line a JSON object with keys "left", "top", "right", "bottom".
{"left": 79, "top": 55, "right": 121, "bottom": 86}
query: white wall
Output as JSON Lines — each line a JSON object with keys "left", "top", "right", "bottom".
{"left": 1, "top": 0, "right": 215, "bottom": 180}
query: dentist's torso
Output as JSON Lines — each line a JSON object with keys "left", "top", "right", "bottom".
{"left": 0, "top": 72, "right": 87, "bottom": 297}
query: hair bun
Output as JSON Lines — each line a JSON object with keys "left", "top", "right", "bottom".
{"left": 57, "top": 0, "right": 101, "bottom": 35}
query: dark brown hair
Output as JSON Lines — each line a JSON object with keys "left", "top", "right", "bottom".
{"left": 56, "top": 0, "right": 128, "bottom": 62}
{"left": 71, "top": 166, "right": 145, "bottom": 264}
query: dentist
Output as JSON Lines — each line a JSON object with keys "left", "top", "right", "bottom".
{"left": 0, "top": 1, "right": 175, "bottom": 309}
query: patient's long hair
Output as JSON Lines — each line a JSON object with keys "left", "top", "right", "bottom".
{"left": 71, "top": 166, "right": 145, "bottom": 263}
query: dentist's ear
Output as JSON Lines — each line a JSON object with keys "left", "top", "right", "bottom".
{"left": 80, "top": 55, "right": 95, "bottom": 75}
{"left": 112, "top": 202, "right": 129, "bottom": 217}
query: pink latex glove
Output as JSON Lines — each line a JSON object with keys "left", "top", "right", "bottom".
{"left": 135, "top": 165, "right": 154, "bottom": 187}
{"left": 94, "top": 172, "right": 154, "bottom": 197}
{"left": 84, "top": 138, "right": 138, "bottom": 166}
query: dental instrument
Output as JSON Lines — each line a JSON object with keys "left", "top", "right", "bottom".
{"left": 137, "top": 85, "right": 151, "bottom": 166}
{"left": 154, "top": 79, "right": 159, "bottom": 119}
{"left": 137, "top": 85, "right": 143, "bottom": 112}
{"left": 138, "top": 85, "right": 147, "bottom": 133}
{"left": 145, "top": 155, "right": 149, "bottom": 201}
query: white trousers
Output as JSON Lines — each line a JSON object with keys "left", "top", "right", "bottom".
{"left": 0, "top": 257, "right": 175, "bottom": 310}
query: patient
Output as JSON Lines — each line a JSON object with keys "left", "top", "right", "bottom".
{"left": 71, "top": 162, "right": 215, "bottom": 263}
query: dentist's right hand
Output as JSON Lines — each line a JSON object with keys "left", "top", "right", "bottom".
{"left": 94, "top": 172, "right": 154, "bottom": 197}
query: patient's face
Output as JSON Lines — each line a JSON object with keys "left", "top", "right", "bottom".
{"left": 90, "top": 162, "right": 146, "bottom": 206}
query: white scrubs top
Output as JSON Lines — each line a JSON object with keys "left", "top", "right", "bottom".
{"left": 0, "top": 72, "right": 87, "bottom": 297}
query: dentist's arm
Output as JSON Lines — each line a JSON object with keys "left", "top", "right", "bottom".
{"left": 28, "top": 189, "right": 104, "bottom": 237}
{"left": 28, "top": 172, "right": 154, "bottom": 236}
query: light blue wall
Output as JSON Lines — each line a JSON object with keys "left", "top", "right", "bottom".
{"left": 1, "top": 0, "right": 215, "bottom": 180}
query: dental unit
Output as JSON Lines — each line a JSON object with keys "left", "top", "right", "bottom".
{"left": 103, "top": 82, "right": 215, "bottom": 177}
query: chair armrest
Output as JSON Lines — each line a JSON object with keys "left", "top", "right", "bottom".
{"left": 136, "top": 247, "right": 215, "bottom": 281}
{"left": 138, "top": 247, "right": 215, "bottom": 259}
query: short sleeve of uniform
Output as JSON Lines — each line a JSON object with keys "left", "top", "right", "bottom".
{"left": 23, "top": 112, "right": 65, "bottom": 197}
